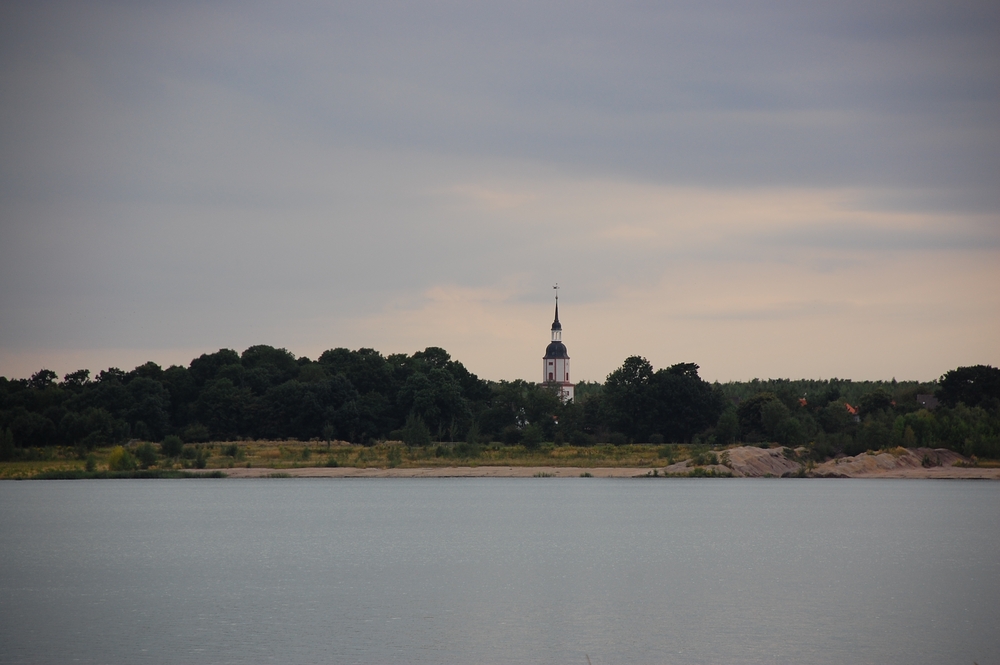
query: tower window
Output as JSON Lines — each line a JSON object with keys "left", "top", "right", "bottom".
{"left": 548, "top": 372, "right": 553, "bottom": 381}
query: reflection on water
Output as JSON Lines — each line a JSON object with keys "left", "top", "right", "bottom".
{"left": 1, "top": 478, "right": 998, "bottom": 664}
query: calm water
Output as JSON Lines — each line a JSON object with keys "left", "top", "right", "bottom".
{"left": 1, "top": 478, "right": 998, "bottom": 665}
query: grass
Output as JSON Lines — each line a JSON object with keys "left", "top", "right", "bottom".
{"left": 1, "top": 441, "right": 711, "bottom": 478}
{"left": 29, "top": 469, "right": 226, "bottom": 480}
{"left": 11, "top": 439, "right": 982, "bottom": 478}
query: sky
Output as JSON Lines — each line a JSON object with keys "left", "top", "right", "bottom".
{"left": 1, "top": 0, "right": 998, "bottom": 383}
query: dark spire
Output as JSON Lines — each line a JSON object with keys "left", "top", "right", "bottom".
{"left": 551, "top": 290, "right": 561, "bottom": 331}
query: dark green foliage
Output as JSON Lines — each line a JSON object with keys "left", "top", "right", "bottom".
{"left": 397, "top": 413, "right": 431, "bottom": 447}
{"left": 2, "top": 353, "right": 997, "bottom": 459}
{"left": 161, "top": 435, "right": 184, "bottom": 457}
{"left": 0, "top": 427, "right": 14, "bottom": 461}
{"left": 858, "top": 388, "right": 894, "bottom": 419}
{"left": 736, "top": 393, "right": 780, "bottom": 442}
{"left": 134, "top": 442, "right": 158, "bottom": 468}
{"left": 937, "top": 365, "right": 1000, "bottom": 410}
{"left": 602, "top": 357, "right": 722, "bottom": 443}
{"left": 714, "top": 409, "right": 739, "bottom": 445}
{"left": 521, "top": 423, "right": 544, "bottom": 448}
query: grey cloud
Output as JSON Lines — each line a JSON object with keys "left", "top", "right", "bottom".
{"left": 1, "top": 0, "right": 997, "bottom": 376}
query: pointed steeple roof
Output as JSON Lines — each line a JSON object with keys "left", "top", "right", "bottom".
{"left": 551, "top": 296, "right": 562, "bottom": 331}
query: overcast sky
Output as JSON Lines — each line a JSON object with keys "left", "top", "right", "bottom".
{"left": 1, "top": 0, "right": 998, "bottom": 383}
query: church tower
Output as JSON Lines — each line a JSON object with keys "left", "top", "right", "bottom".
{"left": 543, "top": 286, "right": 574, "bottom": 402}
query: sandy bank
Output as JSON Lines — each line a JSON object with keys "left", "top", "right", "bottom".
{"left": 222, "top": 466, "right": 651, "bottom": 478}
{"left": 218, "top": 446, "right": 999, "bottom": 479}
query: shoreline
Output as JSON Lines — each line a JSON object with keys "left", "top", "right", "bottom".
{"left": 220, "top": 463, "right": 1000, "bottom": 479}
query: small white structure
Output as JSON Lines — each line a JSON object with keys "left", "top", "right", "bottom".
{"left": 542, "top": 288, "right": 574, "bottom": 402}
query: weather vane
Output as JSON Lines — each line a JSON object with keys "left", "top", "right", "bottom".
{"left": 553, "top": 283, "right": 559, "bottom": 300}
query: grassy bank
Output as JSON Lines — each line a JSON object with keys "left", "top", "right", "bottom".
{"left": 1, "top": 439, "right": 708, "bottom": 478}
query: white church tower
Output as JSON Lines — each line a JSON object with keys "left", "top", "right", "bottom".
{"left": 543, "top": 286, "right": 574, "bottom": 402}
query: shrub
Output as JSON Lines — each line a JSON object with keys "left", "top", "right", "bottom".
{"left": 107, "top": 446, "right": 137, "bottom": 471}
{"left": 182, "top": 423, "right": 211, "bottom": 443}
{"left": 608, "top": 432, "right": 628, "bottom": 446}
{"left": 135, "top": 442, "right": 158, "bottom": 468}
{"left": 501, "top": 425, "right": 523, "bottom": 445}
{"left": 400, "top": 414, "right": 432, "bottom": 447}
{"left": 522, "top": 424, "right": 544, "bottom": 449}
{"left": 161, "top": 435, "right": 183, "bottom": 457}
{"left": 85, "top": 453, "right": 97, "bottom": 472}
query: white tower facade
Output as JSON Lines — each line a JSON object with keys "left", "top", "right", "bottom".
{"left": 542, "top": 290, "right": 574, "bottom": 402}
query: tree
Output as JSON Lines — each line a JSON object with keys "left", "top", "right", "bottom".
{"left": 715, "top": 408, "right": 739, "bottom": 445}
{"left": 125, "top": 377, "right": 171, "bottom": 440}
{"left": 938, "top": 365, "right": 1000, "bottom": 410}
{"left": 647, "top": 364, "right": 724, "bottom": 443}
{"left": 195, "top": 378, "right": 250, "bottom": 439}
{"left": 241, "top": 345, "right": 300, "bottom": 387}
{"left": 0, "top": 428, "right": 14, "bottom": 460}
{"left": 603, "top": 356, "right": 654, "bottom": 441}
{"left": 61, "top": 369, "right": 91, "bottom": 389}
{"left": 188, "top": 349, "right": 241, "bottom": 386}
{"left": 398, "top": 412, "right": 431, "bottom": 446}
{"left": 858, "top": 388, "right": 893, "bottom": 419}
{"left": 736, "top": 392, "right": 780, "bottom": 442}
{"left": 29, "top": 369, "right": 58, "bottom": 390}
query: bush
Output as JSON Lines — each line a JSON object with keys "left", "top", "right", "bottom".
{"left": 400, "top": 414, "right": 432, "bottom": 447}
{"left": 85, "top": 453, "right": 97, "bottom": 472}
{"left": 522, "top": 424, "right": 544, "bottom": 449}
{"left": 182, "top": 423, "right": 211, "bottom": 443}
{"left": 107, "top": 446, "right": 137, "bottom": 471}
{"left": 161, "top": 435, "right": 183, "bottom": 457}
{"left": 135, "top": 442, "right": 158, "bottom": 468}
{"left": 501, "top": 425, "right": 523, "bottom": 445}
{"left": 608, "top": 432, "right": 628, "bottom": 446}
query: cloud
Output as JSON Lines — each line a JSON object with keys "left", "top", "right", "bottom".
{"left": 1, "top": 0, "right": 998, "bottom": 381}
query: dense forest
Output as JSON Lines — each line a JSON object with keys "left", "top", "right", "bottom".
{"left": 1, "top": 345, "right": 998, "bottom": 460}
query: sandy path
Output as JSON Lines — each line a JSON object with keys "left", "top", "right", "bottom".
{"left": 222, "top": 466, "right": 652, "bottom": 478}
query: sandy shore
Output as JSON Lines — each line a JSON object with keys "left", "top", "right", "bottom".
{"left": 222, "top": 466, "right": 652, "bottom": 478}
{"left": 219, "top": 446, "right": 1000, "bottom": 479}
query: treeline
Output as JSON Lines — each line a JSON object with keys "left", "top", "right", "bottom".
{"left": 713, "top": 365, "right": 1000, "bottom": 459}
{"left": 0, "top": 345, "right": 997, "bottom": 459}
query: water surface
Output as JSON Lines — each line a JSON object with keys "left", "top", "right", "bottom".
{"left": 1, "top": 478, "right": 997, "bottom": 664}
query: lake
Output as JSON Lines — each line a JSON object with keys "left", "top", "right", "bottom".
{"left": 1, "top": 478, "right": 998, "bottom": 664}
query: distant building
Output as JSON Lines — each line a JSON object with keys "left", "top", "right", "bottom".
{"left": 542, "top": 289, "right": 574, "bottom": 402}
{"left": 916, "top": 394, "right": 939, "bottom": 410}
